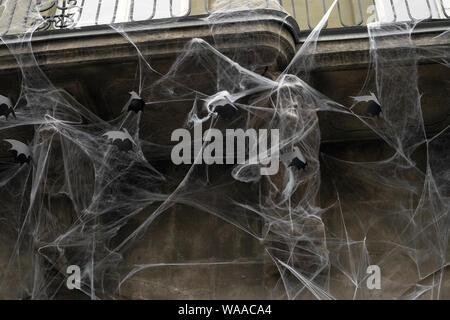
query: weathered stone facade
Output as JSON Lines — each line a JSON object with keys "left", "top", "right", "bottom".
{"left": 0, "top": 5, "right": 449, "bottom": 300}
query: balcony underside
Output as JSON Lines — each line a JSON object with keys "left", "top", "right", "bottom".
{"left": 0, "top": 12, "right": 448, "bottom": 147}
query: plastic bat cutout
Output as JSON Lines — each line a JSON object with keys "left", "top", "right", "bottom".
{"left": 122, "top": 91, "right": 145, "bottom": 114}
{"left": 214, "top": 102, "right": 238, "bottom": 120}
{"left": 206, "top": 91, "right": 238, "bottom": 120}
{"left": 351, "top": 92, "right": 382, "bottom": 118}
{"left": 0, "top": 95, "right": 16, "bottom": 120}
{"left": 4, "top": 139, "right": 32, "bottom": 165}
{"left": 103, "top": 128, "right": 136, "bottom": 152}
{"left": 281, "top": 146, "right": 307, "bottom": 171}
{"left": 365, "top": 101, "right": 382, "bottom": 118}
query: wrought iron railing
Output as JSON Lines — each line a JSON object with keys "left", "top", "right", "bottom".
{"left": 0, "top": 0, "right": 449, "bottom": 36}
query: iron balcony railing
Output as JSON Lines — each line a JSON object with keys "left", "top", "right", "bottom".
{"left": 0, "top": 0, "right": 449, "bottom": 36}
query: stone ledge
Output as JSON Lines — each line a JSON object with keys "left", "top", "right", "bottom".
{"left": 0, "top": 10, "right": 300, "bottom": 73}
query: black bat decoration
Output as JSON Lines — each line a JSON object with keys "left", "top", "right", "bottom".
{"left": 123, "top": 91, "right": 145, "bottom": 114}
{"left": 214, "top": 103, "right": 237, "bottom": 120}
{"left": 285, "top": 146, "right": 307, "bottom": 171}
{"left": 4, "top": 139, "right": 32, "bottom": 165}
{"left": 206, "top": 92, "right": 240, "bottom": 120}
{"left": 0, "top": 95, "right": 16, "bottom": 120}
{"left": 289, "top": 157, "right": 307, "bottom": 170}
{"left": 103, "top": 129, "right": 136, "bottom": 152}
{"left": 365, "top": 101, "right": 382, "bottom": 118}
{"left": 351, "top": 92, "right": 382, "bottom": 118}
{"left": 210, "top": 96, "right": 238, "bottom": 120}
